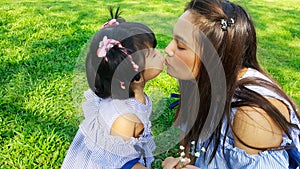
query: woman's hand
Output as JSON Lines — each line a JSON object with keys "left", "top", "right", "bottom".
{"left": 183, "top": 165, "right": 201, "bottom": 169}
{"left": 162, "top": 157, "right": 180, "bottom": 169}
{"left": 162, "top": 157, "right": 193, "bottom": 169}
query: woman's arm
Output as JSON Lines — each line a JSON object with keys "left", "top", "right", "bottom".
{"left": 233, "top": 97, "right": 290, "bottom": 154}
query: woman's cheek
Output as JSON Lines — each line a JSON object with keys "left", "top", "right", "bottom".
{"left": 166, "top": 57, "right": 195, "bottom": 80}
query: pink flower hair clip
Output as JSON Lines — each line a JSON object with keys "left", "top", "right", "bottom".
{"left": 97, "top": 36, "right": 122, "bottom": 61}
{"left": 96, "top": 36, "right": 140, "bottom": 90}
{"left": 100, "top": 19, "right": 119, "bottom": 29}
{"left": 97, "top": 36, "right": 139, "bottom": 73}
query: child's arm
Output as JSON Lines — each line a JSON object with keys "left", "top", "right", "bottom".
{"left": 111, "top": 113, "right": 144, "bottom": 140}
{"left": 111, "top": 113, "right": 148, "bottom": 168}
{"left": 131, "top": 163, "right": 148, "bottom": 169}
{"left": 121, "top": 158, "right": 148, "bottom": 169}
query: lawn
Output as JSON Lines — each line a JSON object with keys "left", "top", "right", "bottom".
{"left": 0, "top": 0, "right": 299, "bottom": 168}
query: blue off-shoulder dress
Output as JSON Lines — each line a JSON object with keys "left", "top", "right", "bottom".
{"left": 61, "top": 90, "right": 155, "bottom": 169}
{"left": 195, "top": 68, "right": 300, "bottom": 169}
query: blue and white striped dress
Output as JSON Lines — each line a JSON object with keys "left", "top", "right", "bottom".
{"left": 61, "top": 90, "right": 155, "bottom": 169}
{"left": 195, "top": 68, "right": 300, "bottom": 169}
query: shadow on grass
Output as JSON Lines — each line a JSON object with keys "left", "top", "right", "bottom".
{"left": 1, "top": 0, "right": 299, "bottom": 168}
{"left": 240, "top": 2, "right": 300, "bottom": 70}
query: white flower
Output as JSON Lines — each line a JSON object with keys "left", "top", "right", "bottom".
{"left": 180, "top": 157, "right": 186, "bottom": 163}
{"left": 195, "top": 152, "right": 200, "bottom": 157}
{"left": 191, "top": 141, "right": 195, "bottom": 145}
{"left": 180, "top": 152, "right": 185, "bottom": 157}
{"left": 201, "top": 147, "right": 206, "bottom": 152}
{"left": 179, "top": 145, "right": 185, "bottom": 150}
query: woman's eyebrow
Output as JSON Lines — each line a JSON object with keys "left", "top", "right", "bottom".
{"left": 174, "top": 35, "right": 187, "bottom": 44}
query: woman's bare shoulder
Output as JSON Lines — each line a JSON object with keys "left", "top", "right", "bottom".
{"left": 232, "top": 97, "right": 290, "bottom": 154}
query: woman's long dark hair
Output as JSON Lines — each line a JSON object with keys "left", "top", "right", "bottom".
{"left": 178, "top": 0, "right": 299, "bottom": 164}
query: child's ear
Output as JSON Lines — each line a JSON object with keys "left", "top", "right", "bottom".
{"left": 131, "top": 73, "right": 141, "bottom": 82}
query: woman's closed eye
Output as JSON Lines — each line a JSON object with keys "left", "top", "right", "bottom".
{"left": 176, "top": 41, "right": 187, "bottom": 50}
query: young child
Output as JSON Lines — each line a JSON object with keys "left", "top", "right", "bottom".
{"left": 62, "top": 8, "right": 164, "bottom": 169}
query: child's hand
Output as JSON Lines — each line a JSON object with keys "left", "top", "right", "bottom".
{"left": 162, "top": 157, "right": 191, "bottom": 169}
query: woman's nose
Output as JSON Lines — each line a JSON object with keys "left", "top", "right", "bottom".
{"left": 164, "top": 40, "right": 175, "bottom": 57}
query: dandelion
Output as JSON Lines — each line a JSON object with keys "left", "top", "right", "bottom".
{"left": 195, "top": 152, "right": 200, "bottom": 158}
{"left": 179, "top": 145, "right": 185, "bottom": 150}
{"left": 180, "top": 157, "right": 186, "bottom": 163}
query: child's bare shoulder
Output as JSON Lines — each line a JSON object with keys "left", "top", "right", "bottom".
{"left": 110, "top": 113, "right": 144, "bottom": 140}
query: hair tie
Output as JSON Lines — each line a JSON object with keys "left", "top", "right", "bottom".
{"left": 220, "top": 18, "right": 235, "bottom": 31}
{"left": 120, "top": 81, "right": 126, "bottom": 89}
{"left": 100, "top": 19, "right": 119, "bottom": 29}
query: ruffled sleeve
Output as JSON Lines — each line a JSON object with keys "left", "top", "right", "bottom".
{"left": 78, "top": 90, "right": 155, "bottom": 168}
{"left": 196, "top": 136, "right": 290, "bottom": 169}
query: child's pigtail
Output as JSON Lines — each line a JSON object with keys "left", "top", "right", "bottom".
{"left": 100, "top": 6, "right": 125, "bottom": 29}
{"left": 109, "top": 6, "right": 125, "bottom": 23}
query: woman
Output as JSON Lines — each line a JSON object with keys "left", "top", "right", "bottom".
{"left": 162, "top": 0, "right": 300, "bottom": 168}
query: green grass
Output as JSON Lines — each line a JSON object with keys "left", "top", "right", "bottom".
{"left": 0, "top": 0, "right": 299, "bottom": 168}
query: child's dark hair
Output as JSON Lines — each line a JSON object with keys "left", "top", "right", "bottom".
{"left": 86, "top": 7, "right": 157, "bottom": 99}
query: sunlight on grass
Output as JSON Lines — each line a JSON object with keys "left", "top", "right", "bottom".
{"left": 0, "top": 0, "right": 299, "bottom": 168}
